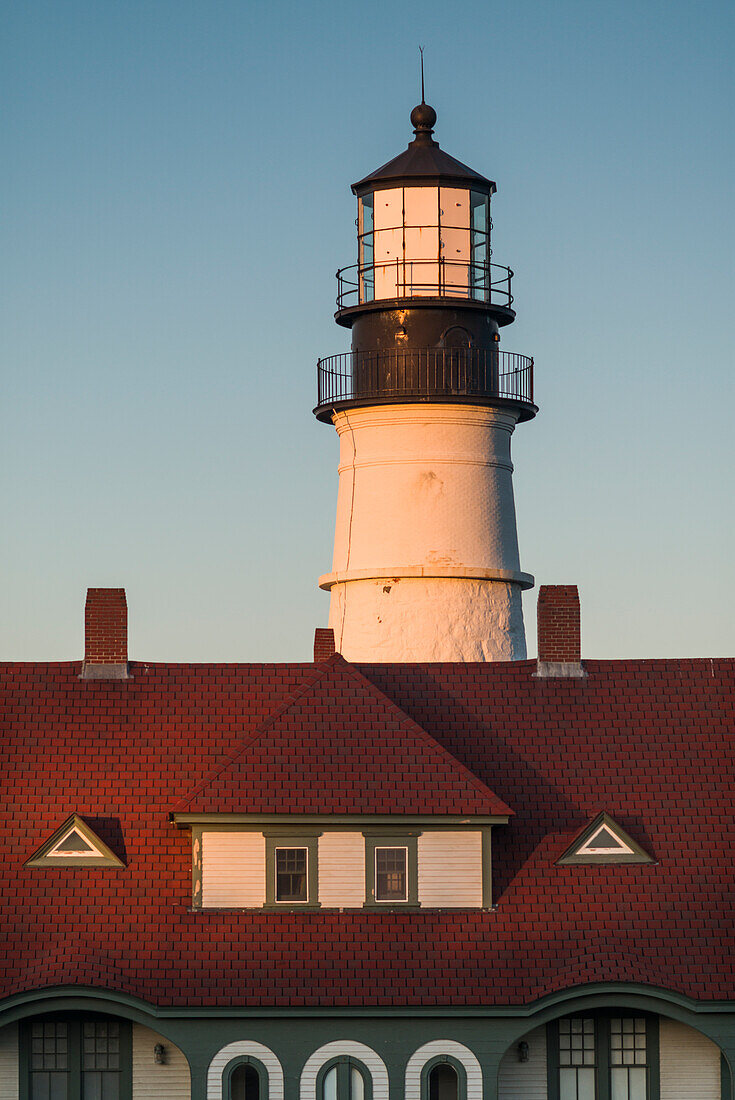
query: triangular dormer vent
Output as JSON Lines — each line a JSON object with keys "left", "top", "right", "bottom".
{"left": 557, "top": 812, "right": 654, "bottom": 866}
{"left": 25, "top": 815, "right": 124, "bottom": 868}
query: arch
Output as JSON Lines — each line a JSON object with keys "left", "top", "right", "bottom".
{"left": 494, "top": 990, "right": 735, "bottom": 1099}
{"left": 301, "top": 1041, "right": 389, "bottom": 1100}
{"left": 491, "top": 982, "right": 735, "bottom": 1052}
{"left": 405, "top": 1041, "right": 482, "bottom": 1100}
{"left": 208, "top": 1041, "right": 284, "bottom": 1100}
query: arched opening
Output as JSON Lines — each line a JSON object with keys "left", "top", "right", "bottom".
{"left": 428, "top": 1062, "right": 459, "bottom": 1100}
{"left": 15, "top": 1011, "right": 191, "bottom": 1099}
{"left": 497, "top": 1010, "right": 730, "bottom": 1100}
{"left": 230, "top": 1062, "right": 262, "bottom": 1100}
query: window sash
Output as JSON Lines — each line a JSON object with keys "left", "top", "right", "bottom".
{"left": 274, "top": 847, "right": 308, "bottom": 903}
{"left": 374, "top": 846, "right": 408, "bottom": 902}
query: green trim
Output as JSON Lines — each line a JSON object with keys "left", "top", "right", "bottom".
{"left": 316, "top": 1056, "right": 374, "bottom": 1100}
{"left": 24, "top": 814, "right": 125, "bottom": 869}
{"left": 557, "top": 812, "right": 655, "bottom": 866}
{"left": 192, "top": 825, "right": 203, "bottom": 909}
{"left": 4, "top": 981, "right": 735, "bottom": 1023}
{"left": 173, "top": 814, "right": 509, "bottom": 827}
{"left": 223, "top": 1055, "right": 270, "bottom": 1100}
{"left": 546, "top": 1019, "right": 559, "bottom": 1100}
{"left": 264, "top": 834, "right": 321, "bottom": 909}
{"left": 647, "top": 1013, "right": 660, "bottom": 1100}
{"left": 481, "top": 826, "right": 493, "bottom": 908}
{"left": 19, "top": 1014, "right": 132, "bottom": 1100}
{"left": 597, "top": 1015, "right": 610, "bottom": 1095}
{"left": 363, "top": 833, "right": 419, "bottom": 908}
{"left": 723, "top": 1052, "right": 733, "bottom": 1100}
{"left": 420, "top": 1054, "right": 467, "bottom": 1100}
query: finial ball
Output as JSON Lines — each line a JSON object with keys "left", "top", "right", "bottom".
{"left": 410, "top": 102, "right": 437, "bottom": 131}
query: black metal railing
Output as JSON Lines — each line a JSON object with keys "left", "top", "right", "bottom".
{"left": 315, "top": 348, "right": 534, "bottom": 411}
{"left": 336, "top": 259, "right": 514, "bottom": 311}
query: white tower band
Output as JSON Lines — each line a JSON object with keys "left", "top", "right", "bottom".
{"left": 314, "top": 101, "right": 536, "bottom": 662}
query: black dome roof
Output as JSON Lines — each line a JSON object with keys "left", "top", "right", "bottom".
{"left": 352, "top": 103, "right": 496, "bottom": 197}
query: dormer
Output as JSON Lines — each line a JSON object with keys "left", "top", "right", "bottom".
{"left": 172, "top": 657, "right": 511, "bottom": 910}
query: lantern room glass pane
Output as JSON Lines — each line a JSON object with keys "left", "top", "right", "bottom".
{"left": 470, "top": 191, "right": 489, "bottom": 301}
{"left": 358, "top": 196, "right": 374, "bottom": 303}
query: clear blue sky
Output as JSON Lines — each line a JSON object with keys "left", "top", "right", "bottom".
{"left": 2, "top": 0, "right": 733, "bottom": 661}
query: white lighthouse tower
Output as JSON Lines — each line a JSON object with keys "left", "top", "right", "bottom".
{"left": 314, "top": 100, "right": 536, "bottom": 662}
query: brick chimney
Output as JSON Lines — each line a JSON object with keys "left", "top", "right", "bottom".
{"left": 314, "top": 627, "right": 336, "bottom": 662}
{"left": 81, "top": 588, "right": 129, "bottom": 680}
{"left": 535, "top": 585, "right": 585, "bottom": 678}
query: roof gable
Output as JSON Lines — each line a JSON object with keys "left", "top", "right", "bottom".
{"left": 174, "top": 656, "right": 512, "bottom": 817}
{"left": 557, "top": 812, "right": 655, "bottom": 866}
{"left": 25, "top": 814, "right": 125, "bottom": 868}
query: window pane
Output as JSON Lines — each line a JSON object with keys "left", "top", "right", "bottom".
{"left": 323, "top": 1066, "right": 338, "bottom": 1100}
{"left": 611, "top": 1068, "right": 629, "bottom": 1100}
{"left": 577, "top": 1068, "right": 596, "bottom": 1100}
{"left": 375, "top": 847, "right": 407, "bottom": 901}
{"left": 559, "top": 1069, "right": 577, "bottom": 1100}
{"left": 629, "top": 1068, "right": 647, "bottom": 1100}
{"left": 275, "top": 847, "right": 307, "bottom": 902}
{"left": 231, "top": 1064, "right": 260, "bottom": 1100}
{"left": 351, "top": 1066, "right": 365, "bottom": 1100}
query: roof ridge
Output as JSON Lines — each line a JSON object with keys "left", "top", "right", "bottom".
{"left": 327, "top": 659, "right": 514, "bottom": 815}
{"left": 171, "top": 658, "right": 336, "bottom": 812}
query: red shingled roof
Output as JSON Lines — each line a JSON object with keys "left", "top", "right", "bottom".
{"left": 174, "top": 655, "right": 511, "bottom": 816}
{"left": 1, "top": 656, "right": 734, "bottom": 1008}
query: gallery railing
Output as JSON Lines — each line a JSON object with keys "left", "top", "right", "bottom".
{"left": 335, "top": 259, "right": 514, "bottom": 310}
{"left": 315, "top": 348, "right": 534, "bottom": 412}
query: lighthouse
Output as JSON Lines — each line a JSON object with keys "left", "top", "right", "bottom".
{"left": 314, "top": 99, "right": 536, "bottom": 662}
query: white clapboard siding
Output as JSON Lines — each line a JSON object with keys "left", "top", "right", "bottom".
{"left": 497, "top": 1026, "right": 547, "bottom": 1100}
{"left": 132, "top": 1024, "right": 191, "bottom": 1098}
{"left": 418, "top": 831, "right": 483, "bottom": 907}
{"left": 318, "top": 832, "right": 366, "bottom": 907}
{"left": 202, "top": 831, "right": 266, "bottom": 907}
{"left": 0, "top": 1023, "right": 18, "bottom": 1100}
{"left": 660, "top": 1019, "right": 721, "bottom": 1100}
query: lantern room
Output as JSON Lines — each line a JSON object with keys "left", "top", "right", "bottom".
{"left": 357, "top": 183, "right": 491, "bottom": 302}
{"left": 335, "top": 100, "right": 514, "bottom": 324}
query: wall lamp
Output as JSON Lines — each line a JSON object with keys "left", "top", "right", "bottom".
{"left": 154, "top": 1043, "right": 167, "bottom": 1065}
{"left": 517, "top": 1041, "right": 529, "bottom": 1063}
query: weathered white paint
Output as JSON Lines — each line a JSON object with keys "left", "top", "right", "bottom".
{"left": 405, "top": 1040, "right": 482, "bottom": 1100}
{"left": 417, "top": 831, "right": 483, "bottom": 907}
{"left": 321, "top": 404, "right": 530, "bottom": 662}
{"left": 132, "top": 1024, "right": 190, "bottom": 1098}
{"left": 497, "top": 1026, "right": 547, "bottom": 1100}
{"left": 659, "top": 1019, "right": 721, "bottom": 1099}
{"left": 201, "top": 831, "right": 265, "bottom": 908}
{"left": 301, "top": 1041, "right": 389, "bottom": 1100}
{"left": 0, "top": 1023, "right": 18, "bottom": 1100}
{"left": 208, "top": 1040, "right": 284, "bottom": 1100}
{"left": 318, "top": 832, "right": 366, "bottom": 908}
